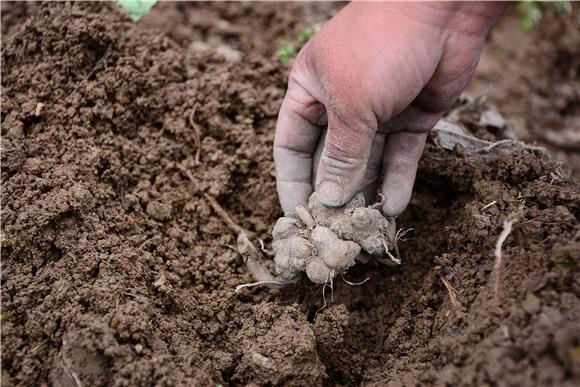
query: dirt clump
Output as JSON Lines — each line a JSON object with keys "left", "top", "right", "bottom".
{"left": 1, "top": 2, "right": 579, "bottom": 387}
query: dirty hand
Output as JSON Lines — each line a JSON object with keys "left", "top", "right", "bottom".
{"left": 274, "top": 2, "right": 507, "bottom": 215}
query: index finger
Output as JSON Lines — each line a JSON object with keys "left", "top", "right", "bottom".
{"left": 274, "top": 80, "right": 326, "bottom": 213}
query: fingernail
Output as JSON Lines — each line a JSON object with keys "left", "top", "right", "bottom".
{"left": 318, "top": 181, "right": 346, "bottom": 207}
{"left": 382, "top": 188, "right": 411, "bottom": 217}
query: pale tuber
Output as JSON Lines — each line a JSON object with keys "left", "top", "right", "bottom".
{"left": 237, "top": 192, "right": 399, "bottom": 290}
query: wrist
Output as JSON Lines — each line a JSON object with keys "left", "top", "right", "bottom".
{"left": 349, "top": 1, "right": 508, "bottom": 40}
{"left": 443, "top": 2, "right": 510, "bottom": 38}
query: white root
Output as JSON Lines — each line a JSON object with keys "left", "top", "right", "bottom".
{"left": 370, "top": 193, "right": 385, "bottom": 210}
{"left": 259, "top": 239, "right": 273, "bottom": 256}
{"left": 315, "top": 272, "right": 334, "bottom": 317}
{"left": 395, "top": 227, "right": 414, "bottom": 242}
{"left": 341, "top": 272, "right": 370, "bottom": 286}
{"left": 481, "top": 201, "right": 497, "bottom": 211}
{"left": 493, "top": 219, "right": 516, "bottom": 296}
{"left": 381, "top": 239, "right": 401, "bottom": 265}
{"left": 235, "top": 280, "right": 288, "bottom": 292}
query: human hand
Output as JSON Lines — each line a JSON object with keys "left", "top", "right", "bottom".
{"left": 274, "top": 2, "right": 507, "bottom": 215}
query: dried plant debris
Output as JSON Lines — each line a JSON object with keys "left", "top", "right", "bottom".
{"left": 237, "top": 193, "right": 398, "bottom": 290}
{"left": 432, "top": 119, "right": 548, "bottom": 158}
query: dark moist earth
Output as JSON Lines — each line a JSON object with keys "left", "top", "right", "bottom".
{"left": 1, "top": 3, "right": 579, "bottom": 386}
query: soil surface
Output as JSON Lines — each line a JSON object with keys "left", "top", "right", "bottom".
{"left": 1, "top": 3, "right": 579, "bottom": 387}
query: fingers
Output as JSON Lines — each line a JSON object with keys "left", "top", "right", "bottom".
{"left": 381, "top": 131, "right": 428, "bottom": 217}
{"left": 313, "top": 128, "right": 386, "bottom": 205}
{"left": 358, "top": 132, "right": 386, "bottom": 204}
{"left": 274, "top": 81, "right": 326, "bottom": 214}
{"left": 315, "top": 111, "right": 377, "bottom": 207}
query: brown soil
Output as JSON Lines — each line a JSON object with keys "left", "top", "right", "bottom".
{"left": 1, "top": 3, "right": 579, "bottom": 387}
{"left": 466, "top": 7, "right": 580, "bottom": 177}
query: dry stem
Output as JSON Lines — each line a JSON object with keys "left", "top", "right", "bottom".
{"left": 481, "top": 200, "right": 497, "bottom": 210}
{"left": 177, "top": 166, "right": 246, "bottom": 235}
{"left": 203, "top": 193, "right": 247, "bottom": 236}
{"left": 476, "top": 139, "right": 548, "bottom": 155}
{"left": 187, "top": 108, "right": 202, "bottom": 165}
{"left": 440, "top": 275, "right": 460, "bottom": 310}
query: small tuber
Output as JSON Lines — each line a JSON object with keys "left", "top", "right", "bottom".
{"left": 237, "top": 192, "right": 399, "bottom": 289}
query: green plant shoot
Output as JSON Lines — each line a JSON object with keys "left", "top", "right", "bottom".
{"left": 517, "top": 1, "right": 572, "bottom": 30}
{"left": 277, "top": 25, "right": 317, "bottom": 65}
{"left": 117, "top": 0, "right": 157, "bottom": 21}
{"left": 278, "top": 44, "right": 297, "bottom": 65}
{"left": 297, "top": 27, "right": 315, "bottom": 43}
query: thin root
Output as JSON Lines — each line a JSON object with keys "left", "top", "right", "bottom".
{"left": 341, "top": 272, "right": 370, "bottom": 286}
{"left": 371, "top": 193, "right": 385, "bottom": 210}
{"left": 259, "top": 239, "right": 273, "bottom": 256}
{"left": 381, "top": 239, "right": 401, "bottom": 265}
{"left": 395, "top": 227, "right": 414, "bottom": 242}
{"left": 476, "top": 139, "right": 548, "bottom": 155}
{"left": 179, "top": 171, "right": 251, "bottom": 241}
{"left": 315, "top": 272, "right": 333, "bottom": 317}
{"left": 493, "top": 219, "right": 516, "bottom": 297}
{"left": 235, "top": 280, "right": 287, "bottom": 292}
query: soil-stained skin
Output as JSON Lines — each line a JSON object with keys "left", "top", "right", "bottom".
{"left": 1, "top": 2, "right": 579, "bottom": 387}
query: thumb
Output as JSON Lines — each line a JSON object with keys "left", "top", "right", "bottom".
{"left": 315, "top": 112, "right": 377, "bottom": 207}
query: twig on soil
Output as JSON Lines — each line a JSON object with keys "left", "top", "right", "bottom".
{"left": 178, "top": 166, "right": 251, "bottom": 235}
{"left": 187, "top": 108, "right": 202, "bottom": 165}
{"left": 492, "top": 219, "right": 516, "bottom": 297}
{"left": 475, "top": 139, "right": 548, "bottom": 155}
{"left": 78, "top": 44, "right": 112, "bottom": 87}
{"left": 440, "top": 275, "right": 461, "bottom": 310}
{"left": 481, "top": 200, "right": 497, "bottom": 211}
{"left": 179, "top": 158, "right": 253, "bottom": 248}
{"left": 203, "top": 192, "right": 247, "bottom": 236}
{"left": 31, "top": 340, "right": 47, "bottom": 355}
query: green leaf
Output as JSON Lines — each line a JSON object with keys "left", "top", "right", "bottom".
{"left": 117, "top": 0, "right": 157, "bottom": 21}
{"left": 297, "top": 27, "right": 315, "bottom": 43}
{"left": 517, "top": 1, "right": 542, "bottom": 30}
{"left": 551, "top": 1, "right": 572, "bottom": 15}
{"left": 277, "top": 44, "right": 297, "bottom": 65}
{"left": 1, "top": 312, "right": 9, "bottom": 322}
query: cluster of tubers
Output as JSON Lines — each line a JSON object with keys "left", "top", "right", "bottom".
{"left": 237, "top": 192, "right": 399, "bottom": 290}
